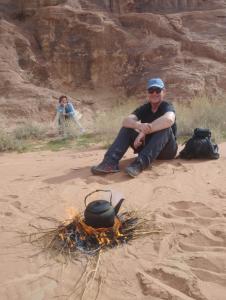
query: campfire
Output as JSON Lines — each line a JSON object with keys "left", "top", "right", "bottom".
{"left": 30, "top": 210, "right": 160, "bottom": 257}
{"left": 58, "top": 214, "right": 123, "bottom": 251}
{"left": 27, "top": 191, "right": 163, "bottom": 299}
{"left": 29, "top": 190, "right": 162, "bottom": 257}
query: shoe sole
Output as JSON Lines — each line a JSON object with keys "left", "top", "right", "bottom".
{"left": 91, "top": 167, "right": 120, "bottom": 175}
{"left": 125, "top": 168, "right": 137, "bottom": 178}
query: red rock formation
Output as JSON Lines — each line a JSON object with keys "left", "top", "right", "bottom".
{"left": 0, "top": 0, "right": 226, "bottom": 119}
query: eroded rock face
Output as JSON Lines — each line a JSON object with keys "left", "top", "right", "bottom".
{"left": 113, "top": 0, "right": 226, "bottom": 13}
{"left": 16, "top": 0, "right": 68, "bottom": 16}
{"left": 0, "top": 0, "right": 226, "bottom": 119}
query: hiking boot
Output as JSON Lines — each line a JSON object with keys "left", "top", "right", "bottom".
{"left": 125, "top": 158, "right": 144, "bottom": 178}
{"left": 91, "top": 161, "right": 120, "bottom": 175}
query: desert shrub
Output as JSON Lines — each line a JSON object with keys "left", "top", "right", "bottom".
{"left": 13, "top": 121, "right": 46, "bottom": 140}
{"left": 61, "top": 119, "right": 81, "bottom": 139}
{"left": 175, "top": 95, "right": 226, "bottom": 143}
{"left": 1, "top": 94, "right": 226, "bottom": 152}
{"left": 94, "top": 95, "right": 226, "bottom": 146}
{"left": 94, "top": 98, "right": 138, "bottom": 145}
{"left": 0, "top": 130, "right": 26, "bottom": 152}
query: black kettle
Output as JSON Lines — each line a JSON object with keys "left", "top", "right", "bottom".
{"left": 84, "top": 189, "right": 124, "bottom": 228}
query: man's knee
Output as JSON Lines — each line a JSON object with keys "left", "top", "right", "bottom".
{"left": 120, "top": 127, "right": 137, "bottom": 135}
{"left": 117, "top": 127, "right": 139, "bottom": 141}
{"left": 153, "top": 127, "right": 172, "bottom": 138}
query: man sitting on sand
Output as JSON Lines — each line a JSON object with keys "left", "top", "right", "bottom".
{"left": 91, "top": 78, "right": 178, "bottom": 178}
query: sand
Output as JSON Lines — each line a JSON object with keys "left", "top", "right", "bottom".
{"left": 1, "top": 144, "right": 226, "bottom": 300}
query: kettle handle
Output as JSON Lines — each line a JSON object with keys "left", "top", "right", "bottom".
{"left": 84, "top": 189, "right": 112, "bottom": 207}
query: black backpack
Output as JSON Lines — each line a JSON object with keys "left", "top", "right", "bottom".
{"left": 178, "top": 128, "right": 220, "bottom": 160}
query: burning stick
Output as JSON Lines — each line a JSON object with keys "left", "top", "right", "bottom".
{"left": 29, "top": 210, "right": 162, "bottom": 257}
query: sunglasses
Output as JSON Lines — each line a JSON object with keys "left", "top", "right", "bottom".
{"left": 148, "top": 87, "right": 162, "bottom": 94}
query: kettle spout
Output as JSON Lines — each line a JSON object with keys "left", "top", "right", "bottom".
{"left": 114, "top": 198, "right": 125, "bottom": 215}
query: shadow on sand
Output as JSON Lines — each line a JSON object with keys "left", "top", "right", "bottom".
{"left": 42, "top": 157, "right": 209, "bottom": 186}
{"left": 43, "top": 158, "right": 138, "bottom": 185}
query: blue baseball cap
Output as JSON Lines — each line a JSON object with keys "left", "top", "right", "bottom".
{"left": 147, "top": 78, "right": 165, "bottom": 90}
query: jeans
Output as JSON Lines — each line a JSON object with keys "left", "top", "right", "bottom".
{"left": 104, "top": 127, "right": 178, "bottom": 168}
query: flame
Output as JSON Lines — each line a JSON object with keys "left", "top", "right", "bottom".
{"left": 65, "top": 207, "right": 79, "bottom": 220}
{"left": 58, "top": 215, "right": 124, "bottom": 249}
{"left": 78, "top": 217, "right": 123, "bottom": 245}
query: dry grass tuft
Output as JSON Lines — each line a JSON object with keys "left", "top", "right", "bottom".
{"left": 0, "top": 129, "right": 26, "bottom": 152}
{"left": 1, "top": 94, "right": 226, "bottom": 152}
{"left": 94, "top": 94, "right": 226, "bottom": 145}
{"left": 175, "top": 95, "right": 226, "bottom": 143}
{"left": 94, "top": 99, "right": 138, "bottom": 146}
{"left": 13, "top": 121, "right": 51, "bottom": 140}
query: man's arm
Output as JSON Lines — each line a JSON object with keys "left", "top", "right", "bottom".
{"left": 122, "top": 114, "right": 139, "bottom": 129}
{"left": 148, "top": 112, "right": 175, "bottom": 134}
{"left": 122, "top": 114, "right": 151, "bottom": 133}
{"left": 122, "top": 111, "right": 175, "bottom": 134}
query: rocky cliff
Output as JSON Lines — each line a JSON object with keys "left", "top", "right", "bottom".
{"left": 1, "top": 0, "right": 226, "bottom": 120}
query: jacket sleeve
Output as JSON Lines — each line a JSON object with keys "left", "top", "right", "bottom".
{"left": 67, "top": 103, "right": 76, "bottom": 116}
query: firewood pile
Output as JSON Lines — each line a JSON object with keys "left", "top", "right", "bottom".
{"left": 29, "top": 210, "right": 161, "bottom": 257}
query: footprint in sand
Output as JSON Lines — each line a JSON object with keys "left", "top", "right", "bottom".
{"left": 173, "top": 161, "right": 190, "bottom": 173}
{"left": 0, "top": 196, "right": 22, "bottom": 217}
{"left": 159, "top": 201, "right": 219, "bottom": 220}
{"left": 11, "top": 201, "right": 22, "bottom": 210}
{"left": 0, "top": 201, "right": 23, "bottom": 219}
{"left": 184, "top": 254, "right": 226, "bottom": 286}
{"left": 153, "top": 186, "right": 180, "bottom": 195}
{"left": 0, "top": 198, "right": 8, "bottom": 203}
{"left": 4, "top": 211, "right": 13, "bottom": 217}
{"left": 170, "top": 201, "right": 220, "bottom": 218}
{"left": 13, "top": 178, "right": 24, "bottom": 182}
{"left": 151, "top": 200, "right": 226, "bottom": 297}
{"left": 137, "top": 267, "right": 206, "bottom": 300}
{"left": 148, "top": 162, "right": 191, "bottom": 179}
{"left": 7, "top": 194, "right": 19, "bottom": 199}
{"left": 210, "top": 188, "right": 226, "bottom": 199}
{"left": 151, "top": 164, "right": 175, "bottom": 177}
{"left": 164, "top": 201, "right": 225, "bottom": 245}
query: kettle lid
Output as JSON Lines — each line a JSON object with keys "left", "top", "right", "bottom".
{"left": 85, "top": 200, "right": 112, "bottom": 214}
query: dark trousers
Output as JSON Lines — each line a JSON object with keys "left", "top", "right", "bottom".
{"left": 104, "top": 127, "right": 178, "bottom": 168}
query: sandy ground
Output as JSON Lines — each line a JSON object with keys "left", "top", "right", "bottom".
{"left": 1, "top": 144, "right": 226, "bottom": 300}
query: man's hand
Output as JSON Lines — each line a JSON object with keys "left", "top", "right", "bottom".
{"left": 134, "top": 132, "right": 146, "bottom": 149}
{"left": 122, "top": 115, "right": 152, "bottom": 134}
{"left": 137, "top": 123, "right": 152, "bottom": 134}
